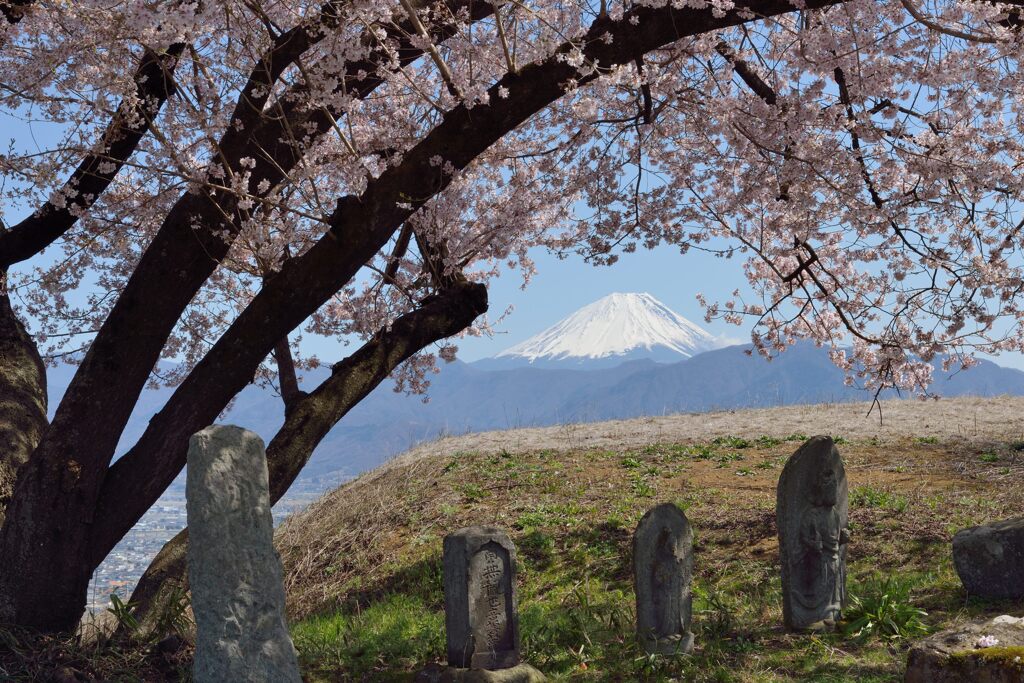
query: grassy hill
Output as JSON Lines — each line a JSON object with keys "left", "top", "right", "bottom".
{"left": 276, "top": 397, "right": 1024, "bottom": 682}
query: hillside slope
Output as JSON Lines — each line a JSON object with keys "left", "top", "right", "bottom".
{"left": 276, "top": 397, "right": 1024, "bottom": 682}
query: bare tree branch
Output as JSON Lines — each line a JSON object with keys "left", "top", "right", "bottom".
{"left": 85, "top": 0, "right": 849, "bottom": 581}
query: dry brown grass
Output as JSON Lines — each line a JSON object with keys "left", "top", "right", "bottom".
{"left": 387, "top": 396, "right": 1024, "bottom": 466}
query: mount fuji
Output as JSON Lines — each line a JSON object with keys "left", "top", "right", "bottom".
{"left": 479, "top": 292, "right": 724, "bottom": 369}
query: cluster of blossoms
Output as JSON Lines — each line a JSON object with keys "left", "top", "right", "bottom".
{"left": 976, "top": 635, "right": 1000, "bottom": 648}
{"left": 4, "top": 0, "right": 1024, "bottom": 396}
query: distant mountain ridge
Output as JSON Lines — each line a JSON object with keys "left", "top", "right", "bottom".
{"left": 299, "top": 342, "right": 1024, "bottom": 477}
{"left": 480, "top": 292, "right": 722, "bottom": 369}
{"left": 41, "top": 296, "right": 1024, "bottom": 489}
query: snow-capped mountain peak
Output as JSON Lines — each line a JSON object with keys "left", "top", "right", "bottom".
{"left": 492, "top": 292, "right": 721, "bottom": 367}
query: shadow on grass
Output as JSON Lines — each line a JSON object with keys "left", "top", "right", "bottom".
{"left": 802, "top": 660, "right": 902, "bottom": 683}
{"left": 320, "top": 556, "right": 443, "bottom": 617}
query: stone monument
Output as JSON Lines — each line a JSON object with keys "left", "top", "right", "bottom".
{"left": 416, "top": 526, "right": 544, "bottom": 682}
{"left": 187, "top": 425, "right": 301, "bottom": 683}
{"left": 776, "top": 435, "right": 850, "bottom": 632}
{"left": 633, "top": 503, "right": 694, "bottom": 655}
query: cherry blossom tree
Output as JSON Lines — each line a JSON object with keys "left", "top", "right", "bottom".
{"left": 2, "top": 0, "right": 1024, "bottom": 632}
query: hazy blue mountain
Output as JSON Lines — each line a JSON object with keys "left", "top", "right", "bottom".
{"left": 554, "top": 343, "right": 1024, "bottom": 420}
{"left": 298, "top": 342, "right": 1024, "bottom": 478}
{"left": 40, "top": 296, "right": 1024, "bottom": 487}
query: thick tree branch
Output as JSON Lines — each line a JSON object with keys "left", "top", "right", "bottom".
{"left": 716, "top": 41, "right": 777, "bottom": 106}
{"left": 16, "top": 0, "right": 493, "bottom": 507}
{"left": 118, "top": 280, "right": 487, "bottom": 626}
{"left": 0, "top": 44, "right": 184, "bottom": 269}
{"left": 273, "top": 338, "right": 304, "bottom": 412}
{"left": 383, "top": 223, "right": 415, "bottom": 282}
{"left": 0, "top": 0, "right": 31, "bottom": 25}
{"left": 0, "top": 1, "right": 498, "bottom": 632}
{"left": 264, "top": 247, "right": 306, "bottom": 414}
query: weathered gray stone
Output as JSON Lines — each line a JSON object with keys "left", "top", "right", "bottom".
{"left": 633, "top": 503, "right": 694, "bottom": 655}
{"left": 953, "top": 517, "right": 1024, "bottom": 600}
{"left": 777, "top": 435, "right": 850, "bottom": 632}
{"left": 186, "top": 425, "right": 301, "bottom": 683}
{"left": 905, "top": 614, "right": 1024, "bottom": 683}
{"left": 415, "top": 663, "right": 547, "bottom": 682}
{"left": 443, "top": 526, "right": 521, "bottom": 670}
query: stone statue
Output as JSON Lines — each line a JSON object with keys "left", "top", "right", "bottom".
{"left": 633, "top": 503, "right": 694, "bottom": 655}
{"left": 777, "top": 436, "right": 849, "bottom": 632}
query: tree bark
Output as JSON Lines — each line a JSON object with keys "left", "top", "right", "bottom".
{"left": 126, "top": 281, "right": 486, "bottom": 632}
{"left": 273, "top": 337, "right": 305, "bottom": 413}
{"left": 0, "top": 0, "right": 32, "bottom": 25}
{"left": 0, "top": 2, "right": 489, "bottom": 633}
{"left": 0, "top": 272, "right": 46, "bottom": 529}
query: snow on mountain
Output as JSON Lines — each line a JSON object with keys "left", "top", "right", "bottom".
{"left": 490, "top": 292, "right": 722, "bottom": 367}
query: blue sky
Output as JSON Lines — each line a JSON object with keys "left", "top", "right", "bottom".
{"left": 452, "top": 245, "right": 749, "bottom": 361}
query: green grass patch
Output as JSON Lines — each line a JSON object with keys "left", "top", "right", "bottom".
{"left": 851, "top": 486, "right": 909, "bottom": 513}
{"left": 456, "top": 482, "right": 488, "bottom": 503}
{"left": 712, "top": 435, "right": 753, "bottom": 449}
{"left": 293, "top": 594, "right": 444, "bottom": 680}
{"left": 844, "top": 576, "right": 929, "bottom": 643}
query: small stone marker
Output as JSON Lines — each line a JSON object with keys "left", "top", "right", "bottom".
{"left": 187, "top": 425, "right": 301, "bottom": 683}
{"left": 777, "top": 435, "right": 850, "bottom": 632}
{"left": 444, "top": 526, "right": 521, "bottom": 670}
{"left": 633, "top": 503, "right": 694, "bottom": 655}
{"left": 905, "top": 614, "right": 1024, "bottom": 682}
{"left": 417, "top": 526, "right": 545, "bottom": 682}
{"left": 952, "top": 517, "right": 1024, "bottom": 600}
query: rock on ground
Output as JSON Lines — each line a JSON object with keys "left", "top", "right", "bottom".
{"left": 905, "top": 614, "right": 1024, "bottom": 683}
{"left": 953, "top": 517, "right": 1024, "bottom": 600}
